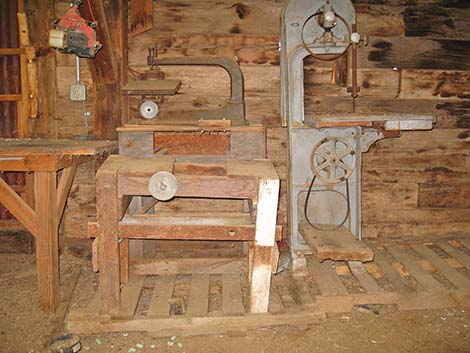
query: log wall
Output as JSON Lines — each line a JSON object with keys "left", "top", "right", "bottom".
{"left": 48, "top": 0, "right": 470, "bottom": 241}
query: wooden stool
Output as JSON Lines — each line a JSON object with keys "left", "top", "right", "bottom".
{"left": 92, "top": 155, "right": 280, "bottom": 315}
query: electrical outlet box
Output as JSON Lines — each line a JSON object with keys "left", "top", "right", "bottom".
{"left": 70, "top": 84, "right": 87, "bottom": 101}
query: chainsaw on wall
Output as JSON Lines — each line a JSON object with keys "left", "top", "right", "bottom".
{"left": 48, "top": 0, "right": 102, "bottom": 58}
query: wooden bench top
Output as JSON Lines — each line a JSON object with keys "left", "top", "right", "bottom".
{"left": 99, "top": 154, "right": 278, "bottom": 180}
{"left": 0, "top": 139, "right": 117, "bottom": 171}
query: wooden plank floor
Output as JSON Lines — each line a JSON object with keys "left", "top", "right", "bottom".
{"left": 66, "top": 238, "right": 470, "bottom": 335}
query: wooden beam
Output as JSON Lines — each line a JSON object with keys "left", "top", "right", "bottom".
{"left": 250, "top": 177, "right": 280, "bottom": 313}
{"left": 34, "top": 171, "right": 59, "bottom": 312}
{"left": 89, "top": 220, "right": 282, "bottom": 241}
{"left": 25, "top": 0, "right": 57, "bottom": 138}
{"left": 66, "top": 310, "right": 326, "bottom": 336}
{"left": 0, "top": 176, "right": 36, "bottom": 235}
{"left": 0, "top": 94, "right": 22, "bottom": 101}
{"left": 96, "top": 166, "right": 122, "bottom": 315}
{"left": 129, "top": 0, "right": 153, "bottom": 37}
{"left": 80, "top": 0, "right": 126, "bottom": 139}
{"left": 56, "top": 166, "right": 77, "bottom": 221}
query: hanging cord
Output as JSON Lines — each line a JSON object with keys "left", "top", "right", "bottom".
{"left": 303, "top": 174, "right": 350, "bottom": 232}
{"left": 85, "top": 0, "right": 96, "bottom": 22}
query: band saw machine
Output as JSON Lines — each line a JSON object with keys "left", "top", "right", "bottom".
{"left": 280, "top": 0, "right": 435, "bottom": 271}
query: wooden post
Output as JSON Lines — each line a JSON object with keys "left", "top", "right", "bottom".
{"left": 25, "top": 0, "right": 57, "bottom": 138}
{"left": 80, "top": 0, "right": 128, "bottom": 139}
{"left": 96, "top": 167, "right": 121, "bottom": 315}
{"left": 34, "top": 171, "right": 59, "bottom": 312}
{"left": 249, "top": 177, "right": 280, "bottom": 313}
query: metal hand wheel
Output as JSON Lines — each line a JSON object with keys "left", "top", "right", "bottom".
{"left": 310, "top": 137, "right": 356, "bottom": 184}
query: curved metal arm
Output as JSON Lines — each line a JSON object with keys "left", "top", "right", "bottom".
{"left": 157, "top": 57, "right": 246, "bottom": 124}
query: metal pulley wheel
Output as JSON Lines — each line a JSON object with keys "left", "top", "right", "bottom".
{"left": 140, "top": 100, "right": 159, "bottom": 119}
{"left": 148, "top": 171, "right": 178, "bottom": 201}
{"left": 310, "top": 137, "right": 356, "bottom": 184}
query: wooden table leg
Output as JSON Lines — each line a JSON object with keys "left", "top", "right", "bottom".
{"left": 96, "top": 166, "right": 130, "bottom": 316}
{"left": 34, "top": 171, "right": 59, "bottom": 312}
{"left": 249, "top": 177, "right": 280, "bottom": 313}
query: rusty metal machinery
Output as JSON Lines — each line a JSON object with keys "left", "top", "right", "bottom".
{"left": 123, "top": 55, "right": 246, "bottom": 125}
{"left": 280, "top": 0, "right": 435, "bottom": 271}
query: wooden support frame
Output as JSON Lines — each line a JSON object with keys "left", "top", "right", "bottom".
{"left": 95, "top": 156, "right": 280, "bottom": 315}
{"left": 0, "top": 139, "right": 116, "bottom": 312}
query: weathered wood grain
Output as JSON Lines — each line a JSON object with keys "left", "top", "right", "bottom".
{"left": 418, "top": 183, "right": 470, "bottom": 208}
{"left": 404, "top": 5, "right": 470, "bottom": 39}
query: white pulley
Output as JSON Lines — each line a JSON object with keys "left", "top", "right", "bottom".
{"left": 148, "top": 171, "right": 178, "bottom": 201}
{"left": 310, "top": 137, "right": 356, "bottom": 184}
{"left": 140, "top": 100, "right": 159, "bottom": 119}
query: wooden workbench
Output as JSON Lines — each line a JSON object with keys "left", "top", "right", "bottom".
{"left": 0, "top": 139, "right": 117, "bottom": 312}
{"left": 94, "top": 154, "right": 280, "bottom": 315}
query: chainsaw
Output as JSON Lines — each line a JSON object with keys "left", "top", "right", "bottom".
{"left": 48, "top": 0, "right": 102, "bottom": 58}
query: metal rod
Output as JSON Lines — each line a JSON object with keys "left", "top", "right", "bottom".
{"left": 76, "top": 55, "right": 89, "bottom": 138}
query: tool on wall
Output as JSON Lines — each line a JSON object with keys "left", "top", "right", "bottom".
{"left": 48, "top": 0, "right": 102, "bottom": 58}
{"left": 48, "top": 0, "right": 101, "bottom": 138}
{"left": 280, "top": 0, "right": 434, "bottom": 270}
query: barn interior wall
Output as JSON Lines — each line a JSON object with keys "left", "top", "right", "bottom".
{"left": 30, "top": 0, "right": 470, "bottom": 241}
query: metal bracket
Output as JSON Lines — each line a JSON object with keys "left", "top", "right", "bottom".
{"left": 361, "top": 129, "right": 384, "bottom": 153}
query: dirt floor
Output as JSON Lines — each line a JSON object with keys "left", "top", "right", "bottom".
{"left": 1, "top": 253, "right": 470, "bottom": 353}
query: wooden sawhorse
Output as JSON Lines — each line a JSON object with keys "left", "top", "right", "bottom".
{"left": 93, "top": 155, "right": 280, "bottom": 315}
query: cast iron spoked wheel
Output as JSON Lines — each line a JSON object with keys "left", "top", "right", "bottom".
{"left": 310, "top": 137, "right": 356, "bottom": 184}
{"left": 300, "top": 11, "right": 352, "bottom": 62}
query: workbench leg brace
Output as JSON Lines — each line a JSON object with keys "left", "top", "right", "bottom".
{"left": 0, "top": 166, "right": 77, "bottom": 312}
{"left": 96, "top": 159, "right": 280, "bottom": 316}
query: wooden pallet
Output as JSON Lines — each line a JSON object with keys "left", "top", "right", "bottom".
{"left": 66, "top": 271, "right": 326, "bottom": 336}
{"left": 313, "top": 238, "right": 470, "bottom": 313}
{"left": 66, "top": 238, "right": 470, "bottom": 336}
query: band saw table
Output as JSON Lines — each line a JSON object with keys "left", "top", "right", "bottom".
{"left": 0, "top": 138, "right": 117, "bottom": 312}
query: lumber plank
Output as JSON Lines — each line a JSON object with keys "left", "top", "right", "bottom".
{"left": 411, "top": 244, "right": 470, "bottom": 290}
{"left": 300, "top": 224, "right": 374, "bottom": 262}
{"left": 131, "top": 257, "right": 245, "bottom": 276}
{"left": 316, "top": 292, "right": 400, "bottom": 313}
{"left": 129, "top": 0, "right": 153, "bottom": 36}
{"left": 461, "top": 240, "right": 470, "bottom": 251}
{"left": 0, "top": 176, "right": 36, "bottom": 235}
{"left": 418, "top": 183, "right": 470, "bottom": 208}
{"left": 307, "top": 258, "right": 348, "bottom": 296}
{"left": 56, "top": 165, "right": 77, "bottom": 221}
{"left": 348, "top": 261, "right": 382, "bottom": 294}
{"left": 272, "top": 272, "right": 299, "bottom": 311}
{"left": 387, "top": 246, "right": 442, "bottom": 291}
{"left": 222, "top": 274, "right": 245, "bottom": 316}
{"left": 34, "top": 171, "right": 59, "bottom": 312}
{"left": 96, "top": 166, "right": 122, "bottom": 315}
{"left": 113, "top": 276, "right": 144, "bottom": 320}
{"left": 66, "top": 310, "right": 327, "bottom": 336}
{"left": 148, "top": 275, "right": 176, "bottom": 317}
{"left": 186, "top": 274, "right": 210, "bottom": 317}
{"left": 404, "top": 5, "right": 470, "bottom": 40}
{"left": 437, "top": 241, "right": 470, "bottom": 271}
{"left": 250, "top": 176, "right": 280, "bottom": 313}
{"left": 366, "top": 247, "right": 413, "bottom": 293}
{"left": 397, "top": 289, "right": 458, "bottom": 311}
